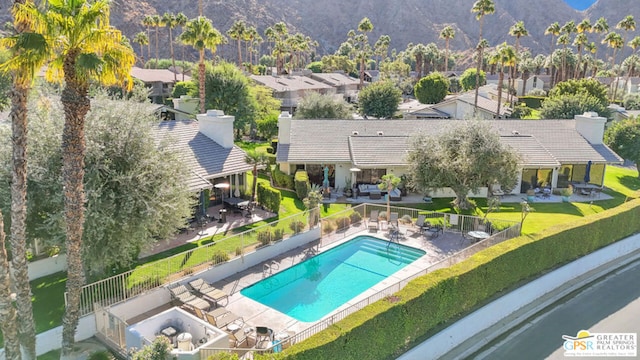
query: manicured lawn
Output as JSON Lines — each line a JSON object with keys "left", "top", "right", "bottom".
{"left": 522, "top": 108, "right": 541, "bottom": 119}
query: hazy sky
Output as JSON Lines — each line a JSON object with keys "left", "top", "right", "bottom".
{"left": 563, "top": 0, "right": 597, "bottom": 11}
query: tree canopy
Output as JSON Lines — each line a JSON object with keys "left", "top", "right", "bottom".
{"left": 406, "top": 121, "right": 520, "bottom": 210}
{"left": 414, "top": 72, "right": 450, "bottom": 104}
{"left": 294, "top": 92, "right": 353, "bottom": 119}
{"left": 541, "top": 78, "right": 610, "bottom": 119}
{"left": 358, "top": 81, "right": 402, "bottom": 119}
{"left": 0, "top": 93, "right": 195, "bottom": 275}
{"left": 605, "top": 117, "right": 640, "bottom": 177}
{"left": 459, "top": 68, "right": 486, "bottom": 91}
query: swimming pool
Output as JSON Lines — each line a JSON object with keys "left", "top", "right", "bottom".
{"left": 240, "top": 235, "right": 426, "bottom": 322}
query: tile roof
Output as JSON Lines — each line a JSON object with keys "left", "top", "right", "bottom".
{"left": 131, "top": 67, "right": 190, "bottom": 83}
{"left": 309, "top": 72, "right": 360, "bottom": 86}
{"left": 278, "top": 119, "right": 622, "bottom": 167}
{"left": 154, "top": 120, "right": 253, "bottom": 191}
{"left": 250, "top": 75, "right": 334, "bottom": 92}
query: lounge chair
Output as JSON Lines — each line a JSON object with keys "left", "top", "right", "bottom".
{"left": 368, "top": 210, "right": 379, "bottom": 231}
{"left": 189, "top": 278, "right": 229, "bottom": 306}
{"left": 168, "top": 284, "right": 210, "bottom": 311}
{"left": 204, "top": 307, "right": 243, "bottom": 329}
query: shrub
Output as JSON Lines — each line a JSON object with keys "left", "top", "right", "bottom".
{"left": 257, "top": 229, "right": 272, "bottom": 246}
{"left": 458, "top": 68, "right": 486, "bottom": 91}
{"left": 211, "top": 249, "right": 230, "bottom": 265}
{"left": 334, "top": 216, "right": 351, "bottom": 229}
{"left": 257, "top": 182, "right": 281, "bottom": 213}
{"left": 88, "top": 351, "right": 114, "bottom": 360}
{"left": 235, "top": 246, "right": 243, "bottom": 256}
{"left": 349, "top": 211, "right": 363, "bottom": 224}
{"left": 289, "top": 220, "right": 305, "bottom": 234}
{"left": 273, "top": 228, "right": 285, "bottom": 242}
{"left": 272, "top": 166, "right": 294, "bottom": 189}
{"left": 400, "top": 214, "right": 413, "bottom": 224}
{"left": 294, "top": 170, "right": 311, "bottom": 200}
{"left": 526, "top": 88, "right": 547, "bottom": 97}
{"left": 266, "top": 146, "right": 274, "bottom": 154}
{"left": 518, "top": 95, "right": 545, "bottom": 109}
{"left": 414, "top": 72, "right": 450, "bottom": 104}
{"left": 322, "top": 220, "right": 336, "bottom": 234}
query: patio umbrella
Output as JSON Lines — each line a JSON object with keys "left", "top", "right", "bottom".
{"left": 584, "top": 161, "right": 592, "bottom": 183}
{"left": 323, "top": 166, "right": 330, "bottom": 189}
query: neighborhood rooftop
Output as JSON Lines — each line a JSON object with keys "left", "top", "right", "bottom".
{"left": 277, "top": 118, "right": 623, "bottom": 167}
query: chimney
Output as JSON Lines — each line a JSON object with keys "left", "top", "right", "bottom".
{"left": 574, "top": 112, "right": 607, "bottom": 145}
{"left": 196, "top": 110, "right": 235, "bottom": 149}
{"left": 277, "top": 111, "right": 293, "bottom": 145}
{"left": 172, "top": 95, "right": 199, "bottom": 121}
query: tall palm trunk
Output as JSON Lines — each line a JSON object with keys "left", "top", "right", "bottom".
{"left": 198, "top": 50, "right": 206, "bottom": 114}
{"left": 0, "top": 213, "right": 21, "bottom": 360}
{"left": 444, "top": 40, "right": 450, "bottom": 73}
{"left": 10, "top": 82, "right": 37, "bottom": 360}
{"left": 10, "top": 0, "right": 37, "bottom": 357}
{"left": 60, "top": 51, "right": 90, "bottom": 357}
{"left": 155, "top": 26, "right": 160, "bottom": 68}
{"left": 236, "top": 39, "right": 242, "bottom": 68}
{"left": 169, "top": 28, "right": 176, "bottom": 82}
{"left": 496, "top": 65, "right": 504, "bottom": 117}
{"left": 474, "top": 17, "right": 484, "bottom": 113}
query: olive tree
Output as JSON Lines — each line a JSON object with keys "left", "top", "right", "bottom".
{"left": 294, "top": 92, "right": 353, "bottom": 119}
{"left": 0, "top": 93, "right": 195, "bottom": 275}
{"left": 406, "top": 121, "right": 520, "bottom": 210}
{"left": 605, "top": 117, "right": 640, "bottom": 177}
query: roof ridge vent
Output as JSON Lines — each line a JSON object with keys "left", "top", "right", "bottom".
{"left": 512, "top": 130, "right": 520, "bottom": 135}
{"left": 352, "top": 131, "right": 359, "bottom": 136}
{"left": 377, "top": 131, "right": 384, "bottom": 136}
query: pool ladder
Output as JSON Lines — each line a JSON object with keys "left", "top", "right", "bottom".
{"left": 263, "top": 260, "right": 280, "bottom": 278}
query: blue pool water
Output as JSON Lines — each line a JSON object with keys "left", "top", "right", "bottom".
{"left": 240, "top": 236, "right": 426, "bottom": 322}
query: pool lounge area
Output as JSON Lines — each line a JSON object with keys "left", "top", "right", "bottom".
{"left": 96, "top": 206, "right": 521, "bottom": 358}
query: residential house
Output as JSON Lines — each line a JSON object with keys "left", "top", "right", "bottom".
{"left": 276, "top": 112, "right": 622, "bottom": 197}
{"left": 155, "top": 110, "right": 253, "bottom": 204}
{"left": 431, "top": 91, "right": 512, "bottom": 119}
{"left": 250, "top": 75, "right": 335, "bottom": 113}
{"left": 308, "top": 72, "right": 361, "bottom": 103}
{"left": 130, "top": 67, "right": 191, "bottom": 104}
{"left": 363, "top": 70, "right": 380, "bottom": 83}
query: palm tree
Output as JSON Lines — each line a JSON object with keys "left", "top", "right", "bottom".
{"left": 616, "top": 15, "right": 636, "bottom": 60}
{"left": 175, "top": 12, "right": 188, "bottom": 80}
{"left": 142, "top": 15, "right": 154, "bottom": 64}
{"left": 411, "top": 43, "right": 427, "bottom": 79}
{"left": 592, "top": 17, "right": 609, "bottom": 62}
{"left": 439, "top": 25, "right": 455, "bottom": 73}
{"left": 162, "top": 12, "right": 179, "bottom": 81}
{"left": 357, "top": 17, "right": 374, "bottom": 87}
{"left": 244, "top": 151, "right": 268, "bottom": 202}
{"left": 180, "top": 16, "right": 224, "bottom": 113}
{"left": 1, "top": 1, "right": 49, "bottom": 358}
{"left": 573, "top": 33, "right": 589, "bottom": 79}
{"left": 545, "top": 22, "right": 561, "bottom": 86}
{"left": 25, "top": 0, "right": 135, "bottom": 355}
{"left": 272, "top": 22, "right": 288, "bottom": 75}
{"left": 560, "top": 21, "right": 577, "bottom": 81}
{"left": 374, "top": 34, "right": 391, "bottom": 70}
{"left": 584, "top": 41, "right": 597, "bottom": 76}
{"left": 227, "top": 20, "right": 246, "bottom": 68}
{"left": 603, "top": 31, "right": 624, "bottom": 99}
{"left": 489, "top": 42, "right": 516, "bottom": 117}
{"left": 150, "top": 14, "right": 162, "bottom": 68}
{"left": 508, "top": 20, "right": 528, "bottom": 99}
{"left": 622, "top": 36, "right": 640, "bottom": 97}
{"left": 471, "top": 0, "right": 495, "bottom": 113}
{"left": 378, "top": 174, "right": 401, "bottom": 221}
{"left": 133, "top": 31, "right": 149, "bottom": 67}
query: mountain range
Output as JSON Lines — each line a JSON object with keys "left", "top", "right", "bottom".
{"left": 3, "top": 0, "right": 639, "bottom": 65}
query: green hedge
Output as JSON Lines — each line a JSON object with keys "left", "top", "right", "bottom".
{"left": 273, "top": 166, "right": 294, "bottom": 189}
{"left": 275, "top": 199, "right": 640, "bottom": 360}
{"left": 518, "top": 95, "right": 545, "bottom": 109}
{"left": 294, "top": 170, "right": 311, "bottom": 200}
{"left": 257, "top": 182, "right": 281, "bottom": 214}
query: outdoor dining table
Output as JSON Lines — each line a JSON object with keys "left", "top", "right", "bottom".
{"left": 467, "top": 230, "right": 490, "bottom": 243}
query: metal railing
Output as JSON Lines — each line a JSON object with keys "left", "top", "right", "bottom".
{"left": 71, "top": 209, "right": 312, "bottom": 316}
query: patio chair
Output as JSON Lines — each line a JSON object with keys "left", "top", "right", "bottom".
{"left": 188, "top": 278, "right": 229, "bottom": 306}
{"left": 368, "top": 210, "right": 379, "bottom": 231}
{"left": 413, "top": 214, "right": 427, "bottom": 234}
{"left": 389, "top": 212, "right": 399, "bottom": 227}
{"left": 229, "top": 325, "right": 251, "bottom": 347}
{"left": 389, "top": 188, "right": 402, "bottom": 201}
{"left": 204, "top": 307, "right": 243, "bottom": 329}
{"left": 167, "top": 284, "right": 210, "bottom": 311}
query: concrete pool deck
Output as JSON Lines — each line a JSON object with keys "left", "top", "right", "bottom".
{"left": 207, "top": 224, "right": 472, "bottom": 341}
